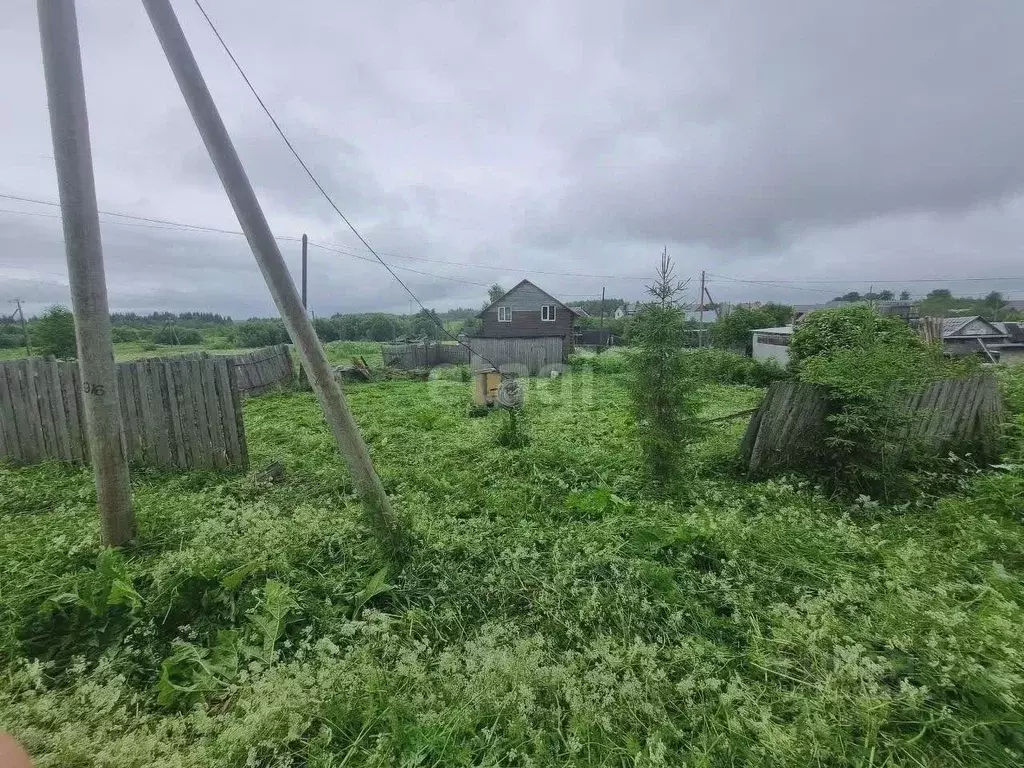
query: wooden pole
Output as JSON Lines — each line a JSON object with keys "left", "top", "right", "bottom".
{"left": 698, "top": 270, "right": 706, "bottom": 348}
{"left": 37, "top": 0, "right": 135, "bottom": 546}
{"left": 142, "top": 0, "right": 410, "bottom": 561}
{"left": 301, "top": 233, "right": 308, "bottom": 309}
{"left": 14, "top": 299, "right": 31, "bottom": 357}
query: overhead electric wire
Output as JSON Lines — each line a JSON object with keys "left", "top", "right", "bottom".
{"left": 2, "top": 192, "right": 653, "bottom": 284}
{"left": 707, "top": 271, "right": 1024, "bottom": 286}
{"left": 307, "top": 240, "right": 490, "bottom": 287}
{"left": 191, "top": 0, "right": 504, "bottom": 365}
{"left": 354, "top": 247, "right": 651, "bottom": 281}
{"left": 0, "top": 193, "right": 494, "bottom": 290}
{"left": 11, "top": 187, "right": 1020, "bottom": 294}
{"left": 0, "top": 191, "right": 295, "bottom": 239}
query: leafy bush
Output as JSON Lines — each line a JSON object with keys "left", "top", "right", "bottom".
{"left": 110, "top": 326, "right": 140, "bottom": 343}
{"left": 152, "top": 327, "right": 203, "bottom": 345}
{"left": 711, "top": 304, "right": 792, "bottom": 349}
{"left": 792, "top": 307, "right": 968, "bottom": 499}
{"left": 687, "top": 349, "right": 789, "bottom": 387}
{"left": 234, "top": 320, "right": 289, "bottom": 348}
{"left": 0, "top": 325, "right": 25, "bottom": 349}
{"left": 33, "top": 305, "right": 77, "bottom": 359}
{"left": 312, "top": 317, "right": 340, "bottom": 342}
{"left": 789, "top": 305, "right": 924, "bottom": 370}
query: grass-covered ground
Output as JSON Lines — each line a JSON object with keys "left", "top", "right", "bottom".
{"left": 0, "top": 339, "right": 383, "bottom": 364}
{"left": 1, "top": 366, "right": 1022, "bottom": 767}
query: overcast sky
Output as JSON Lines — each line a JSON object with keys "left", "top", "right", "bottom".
{"left": 2, "top": 0, "right": 1023, "bottom": 318}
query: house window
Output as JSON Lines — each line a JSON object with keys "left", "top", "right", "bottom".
{"left": 541, "top": 304, "right": 556, "bottom": 321}
{"left": 498, "top": 306, "right": 511, "bottom": 322}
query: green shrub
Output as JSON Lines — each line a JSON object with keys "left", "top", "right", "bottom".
{"left": 152, "top": 327, "right": 203, "bottom": 345}
{"left": 711, "top": 304, "right": 793, "bottom": 349}
{"left": 33, "top": 305, "right": 77, "bottom": 359}
{"left": 205, "top": 337, "right": 233, "bottom": 351}
{"left": 235, "top": 320, "right": 288, "bottom": 348}
{"left": 0, "top": 326, "right": 24, "bottom": 349}
{"left": 792, "top": 307, "right": 965, "bottom": 499}
{"left": 688, "top": 349, "right": 788, "bottom": 387}
{"left": 789, "top": 305, "right": 924, "bottom": 371}
{"left": 313, "top": 317, "right": 340, "bottom": 342}
{"left": 110, "top": 326, "right": 140, "bottom": 343}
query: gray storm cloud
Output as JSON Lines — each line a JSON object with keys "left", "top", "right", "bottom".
{"left": 2, "top": 0, "right": 1023, "bottom": 317}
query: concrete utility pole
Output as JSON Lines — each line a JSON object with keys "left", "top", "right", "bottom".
{"left": 301, "top": 233, "right": 308, "bottom": 309}
{"left": 142, "top": 0, "right": 410, "bottom": 560}
{"left": 37, "top": 0, "right": 135, "bottom": 546}
{"left": 13, "top": 299, "right": 31, "bottom": 356}
{"left": 598, "top": 286, "right": 605, "bottom": 348}
{"left": 698, "top": 270, "right": 706, "bottom": 348}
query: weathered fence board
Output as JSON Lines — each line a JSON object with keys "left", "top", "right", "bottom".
{"left": 467, "top": 337, "right": 565, "bottom": 376}
{"left": 226, "top": 344, "right": 293, "bottom": 395}
{"left": 381, "top": 341, "right": 470, "bottom": 370}
{"left": 61, "top": 362, "right": 86, "bottom": 464}
{"left": 742, "top": 375, "right": 1004, "bottom": 477}
{"left": 0, "top": 356, "right": 248, "bottom": 470}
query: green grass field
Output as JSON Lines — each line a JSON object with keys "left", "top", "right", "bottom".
{"left": 1, "top": 368, "right": 1022, "bottom": 766}
{"left": 0, "top": 339, "right": 382, "bottom": 366}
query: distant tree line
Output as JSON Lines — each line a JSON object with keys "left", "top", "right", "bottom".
{"left": 0, "top": 306, "right": 469, "bottom": 355}
{"left": 832, "top": 289, "right": 1020, "bottom": 319}
{"left": 110, "top": 311, "right": 233, "bottom": 327}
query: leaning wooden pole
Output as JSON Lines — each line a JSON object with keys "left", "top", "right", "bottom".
{"left": 141, "top": 0, "right": 411, "bottom": 561}
{"left": 37, "top": 0, "right": 136, "bottom": 546}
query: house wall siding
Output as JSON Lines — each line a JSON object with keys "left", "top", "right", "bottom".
{"left": 480, "top": 282, "right": 573, "bottom": 342}
{"left": 752, "top": 333, "right": 791, "bottom": 365}
{"left": 944, "top": 339, "right": 991, "bottom": 356}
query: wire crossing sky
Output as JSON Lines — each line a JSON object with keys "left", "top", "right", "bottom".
{"left": 2, "top": 1, "right": 1023, "bottom": 316}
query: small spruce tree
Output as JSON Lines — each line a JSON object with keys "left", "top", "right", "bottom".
{"left": 627, "top": 249, "right": 700, "bottom": 486}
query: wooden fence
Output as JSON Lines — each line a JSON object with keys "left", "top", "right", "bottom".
{"left": 468, "top": 337, "right": 565, "bottom": 375}
{"left": 227, "top": 344, "right": 293, "bottom": 395}
{"left": 0, "top": 355, "right": 247, "bottom": 470}
{"left": 741, "top": 375, "right": 1004, "bottom": 477}
{"left": 381, "top": 341, "right": 470, "bottom": 370}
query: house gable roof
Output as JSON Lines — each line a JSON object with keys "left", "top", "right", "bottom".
{"left": 476, "top": 279, "right": 578, "bottom": 318}
{"left": 941, "top": 316, "right": 1005, "bottom": 338}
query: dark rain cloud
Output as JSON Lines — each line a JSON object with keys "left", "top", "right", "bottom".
{"left": 2, "top": 0, "right": 1023, "bottom": 316}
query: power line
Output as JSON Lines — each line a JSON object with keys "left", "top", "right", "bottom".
{"left": 191, "top": 0, "right": 499, "bottom": 366}
{"left": 0, "top": 191, "right": 299, "bottom": 239}
{"left": 352, "top": 247, "right": 651, "bottom": 281}
{"left": 0, "top": 194, "right": 504, "bottom": 291}
{"left": 307, "top": 240, "right": 491, "bottom": 287}
{"left": 7, "top": 188, "right": 1023, "bottom": 302}
{"left": 707, "top": 271, "right": 1024, "bottom": 286}
{"left": 3, "top": 190, "right": 655, "bottom": 283}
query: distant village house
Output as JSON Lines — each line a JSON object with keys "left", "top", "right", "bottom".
{"left": 469, "top": 280, "right": 578, "bottom": 374}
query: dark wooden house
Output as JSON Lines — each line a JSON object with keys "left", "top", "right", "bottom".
{"left": 474, "top": 280, "right": 578, "bottom": 345}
